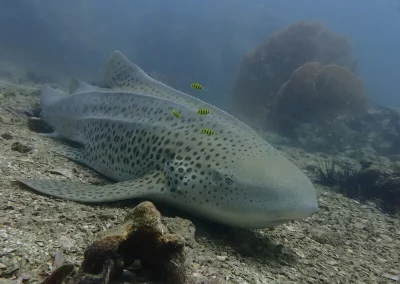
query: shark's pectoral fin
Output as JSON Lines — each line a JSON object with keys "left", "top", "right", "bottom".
{"left": 17, "top": 170, "right": 168, "bottom": 203}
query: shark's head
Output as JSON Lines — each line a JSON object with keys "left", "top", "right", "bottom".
{"left": 219, "top": 151, "right": 318, "bottom": 228}
{"left": 173, "top": 135, "right": 319, "bottom": 229}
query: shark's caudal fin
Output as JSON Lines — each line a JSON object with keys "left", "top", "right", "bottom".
{"left": 40, "top": 85, "right": 69, "bottom": 108}
{"left": 18, "top": 170, "right": 168, "bottom": 203}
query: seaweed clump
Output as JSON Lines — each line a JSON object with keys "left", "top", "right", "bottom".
{"left": 316, "top": 159, "right": 360, "bottom": 191}
{"left": 316, "top": 159, "right": 400, "bottom": 213}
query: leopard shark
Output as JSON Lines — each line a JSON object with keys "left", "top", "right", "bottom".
{"left": 18, "top": 50, "right": 318, "bottom": 229}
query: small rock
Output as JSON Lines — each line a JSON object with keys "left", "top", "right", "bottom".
{"left": 21, "top": 275, "right": 30, "bottom": 281}
{"left": 0, "top": 262, "right": 7, "bottom": 269}
{"left": 0, "top": 116, "right": 24, "bottom": 125}
{"left": 11, "top": 142, "right": 32, "bottom": 153}
{"left": 5, "top": 91, "right": 16, "bottom": 97}
{"left": 216, "top": 255, "right": 228, "bottom": 261}
{"left": 326, "top": 260, "right": 338, "bottom": 266}
{"left": 46, "top": 168, "right": 74, "bottom": 179}
{"left": 3, "top": 262, "right": 20, "bottom": 276}
{"left": 382, "top": 273, "right": 399, "bottom": 281}
{"left": 1, "top": 248, "right": 16, "bottom": 255}
{"left": 1, "top": 133, "right": 13, "bottom": 140}
{"left": 59, "top": 235, "right": 76, "bottom": 251}
{"left": 53, "top": 251, "right": 67, "bottom": 269}
{"left": 27, "top": 117, "right": 53, "bottom": 133}
{"left": 307, "top": 227, "right": 344, "bottom": 246}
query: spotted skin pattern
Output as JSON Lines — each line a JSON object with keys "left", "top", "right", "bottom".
{"left": 18, "top": 51, "right": 318, "bottom": 229}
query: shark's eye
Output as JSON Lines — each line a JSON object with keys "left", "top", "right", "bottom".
{"left": 225, "top": 177, "right": 233, "bottom": 185}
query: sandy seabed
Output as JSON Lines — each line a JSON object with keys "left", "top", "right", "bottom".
{"left": 0, "top": 80, "right": 399, "bottom": 284}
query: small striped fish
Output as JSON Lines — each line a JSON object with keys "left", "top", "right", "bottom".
{"left": 172, "top": 110, "right": 181, "bottom": 118}
{"left": 197, "top": 108, "right": 211, "bottom": 115}
{"left": 201, "top": 128, "right": 215, "bottom": 135}
{"left": 191, "top": 83, "right": 204, "bottom": 90}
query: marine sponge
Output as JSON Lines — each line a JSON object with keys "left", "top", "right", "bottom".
{"left": 69, "top": 201, "right": 191, "bottom": 284}
{"left": 273, "top": 62, "right": 367, "bottom": 134}
{"left": 230, "top": 21, "right": 356, "bottom": 124}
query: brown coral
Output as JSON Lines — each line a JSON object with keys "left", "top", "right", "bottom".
{"left": 69, "top": 201, "right": 190, "bottom": 284}
{"left": 273, "top": 63, "right": 367, "bottom": 134}
{"left": 271, "top": 62, "right": 322, "bottom": 131}
{"left": 314, "top": 64, "right": 367, "bottom": 118}
{"left": 230, "top": 21, "right": 356, "bottom": 124}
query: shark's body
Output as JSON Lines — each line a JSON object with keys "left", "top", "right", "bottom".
{"left": 19, "top": 51, "right": 318, "bottom": 229}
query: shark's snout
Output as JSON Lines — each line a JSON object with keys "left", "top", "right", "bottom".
{"left": 264, "top": 160, "right": 318, "bottom": 217}
{"left": 271, "top": 183, "right": 319, "bottom": 223}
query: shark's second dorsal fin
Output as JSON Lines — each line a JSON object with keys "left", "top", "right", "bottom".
{"left": 69, "top": 77, "right": 101, "bottom": 94}
{"left": 41, "top": 85, "right": 69, "bottom": 108}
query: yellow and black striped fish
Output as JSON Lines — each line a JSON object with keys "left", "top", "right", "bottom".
{"left": 172, "top": 110, "right": 181, "bottom": 118}
{"left": 197, "top": 108, "right": 211, "bottom": 115}
{"left": 191, "top": 82, "right": 204, "bottom": 90}
{"left": 201, "top": 128, "right": 215, "bottom": 135}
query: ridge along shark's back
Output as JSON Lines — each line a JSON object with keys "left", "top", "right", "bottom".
{"left": 99, "top": 51, "right": 265, "bottom": 137}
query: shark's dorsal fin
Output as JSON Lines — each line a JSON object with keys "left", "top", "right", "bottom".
{"left": 69, "top": 77, "right": 101, "bottom": 94}
{"left": 101, "top": 50, "right": 149, "bottom": 89}
{"left": 100, "top": 50, "right": 188, "bottom": 102}
{"left": 100, "top": 50, "right": 261, "bottom": 137}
